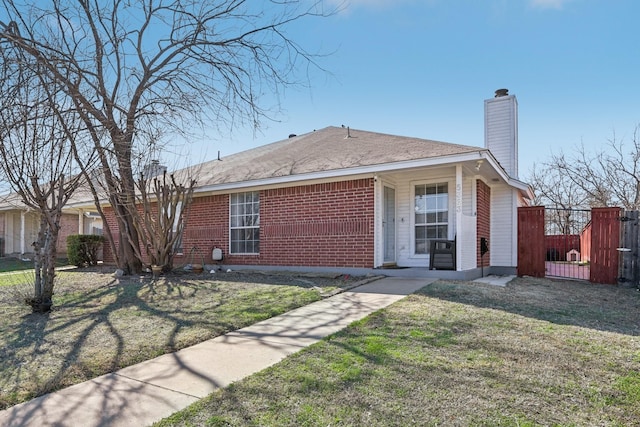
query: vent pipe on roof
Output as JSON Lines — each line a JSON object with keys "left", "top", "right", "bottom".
{"left": 288, "top": 134, "right": 296, "bottom": 138}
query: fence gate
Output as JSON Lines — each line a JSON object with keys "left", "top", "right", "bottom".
{"left": 544, "top": 207, "right": 591, "bottom": 281}
{"left": 518, "top": 206, "right": 623, "bottom": 285}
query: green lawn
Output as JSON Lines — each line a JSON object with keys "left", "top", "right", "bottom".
{"left": 0, "top": 257, "right": 37, "bottom": 273}
{"left": 0, "top": 258, "right": 71, "bottom": 287}
{"left": 155, "top": 278, "right": 640, "bottom": 427}
{"left": 0, "top": 268, "right": 358, "bottom": 410}
{"left": 0, "top": 257, "right": 70, "bottom": 274}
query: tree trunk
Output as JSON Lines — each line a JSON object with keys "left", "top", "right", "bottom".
{"left": 30, "top": 214, "right": 59, "bottom": 313}
{"left": 111, "top": 195, "right": 143, "bottom": 275}
{"left": 118, "top": 227, "right": 142, "bottom": 275}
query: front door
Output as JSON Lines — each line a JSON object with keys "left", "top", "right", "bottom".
{"left": 383, "top": 186, "right": 396, "bottom": 264}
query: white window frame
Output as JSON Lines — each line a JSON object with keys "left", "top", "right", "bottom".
{"left": 229, "top": 191, "right": 260, "bottom": 255}
{"left": 410, "top": 179, "right": 454, "bottom": 258}
{"left": 171, "top": 201, "right": 183, "bottom": 255}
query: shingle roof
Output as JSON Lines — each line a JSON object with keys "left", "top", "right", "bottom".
{"left": 191, "top": 126, "right": 485, "bottom": 187}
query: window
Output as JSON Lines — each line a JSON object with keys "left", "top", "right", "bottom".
{"left": 414, "top": 182, "right": 448, "bottom": 254}
{"left": 172, "top": 201, "right": 184, "bottom": 255}
{"left": 230, "top": 191, "right": 260, "bottom": 254}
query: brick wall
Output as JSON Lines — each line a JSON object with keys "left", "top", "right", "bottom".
{"left": 176, "top": 194, "right": 229, "bottom": 265}
{"left": 256, "top": 179, "right": 375, "bottom": 267}
{"left": 103, "top": 178, "right": 376, "bottom": 268}
{"left": 101, "top": 206, "right": 118, "bottom": 264}
{"left": 57, "top": 213, "right": 79, "bottom": 256}
{"left": 477, "top": 180, "right": 491, "bottom": 267}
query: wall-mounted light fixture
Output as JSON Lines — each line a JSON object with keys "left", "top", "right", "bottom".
{"left": 475, "top": 160, "right": 484, "bottom": 172}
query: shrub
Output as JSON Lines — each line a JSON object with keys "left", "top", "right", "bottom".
{"left": 67, "top": 235, "right": 105, "bottom": 267}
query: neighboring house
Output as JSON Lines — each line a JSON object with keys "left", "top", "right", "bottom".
{"left": 0, "top": 189, "right": 103, "bottom": 258}
{"left": 88, "top": 89, "right": 533, "bottom": 279}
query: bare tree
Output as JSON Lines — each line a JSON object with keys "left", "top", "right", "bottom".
{"left": 529, "top": 161, "right": 590, "bottom": 234}
{"left": 0, "top": 50, "right": 86, "bottom": 312}
{"left": 0, "top": 0, "right": 332, "bottom": 274}
{"left": 134, "top": 170, "right": 196, "bottom": 273}
{"left": 528, "top": 126, "right": 640, "bottom": 211}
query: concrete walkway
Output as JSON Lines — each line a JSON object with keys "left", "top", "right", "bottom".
{"left": 0, "top": 277, "right": 436, "bottom": 427}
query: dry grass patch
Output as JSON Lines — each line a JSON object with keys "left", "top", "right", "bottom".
{"left": 156, "top": 277, "right": 640, "bottom": 427}
{"left": 0, "top": 268, "right": 361, "bottom": 410}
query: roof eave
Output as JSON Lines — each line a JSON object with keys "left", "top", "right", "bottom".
{"left": 481, "top": 152, "right": 534, "bottom": 199}
{"left": 195, "top": 150, "right": 490, "bottom": 194}
{"left": 508, "top": 178, "right": 535, "bottom": 200}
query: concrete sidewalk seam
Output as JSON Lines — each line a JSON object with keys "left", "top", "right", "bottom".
{"left": 113, "top": 372, "right": 202, "bottom": 400}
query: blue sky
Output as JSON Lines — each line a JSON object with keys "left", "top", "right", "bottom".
{"left": 177, "top": 0, "right": 640, "bottom": 181}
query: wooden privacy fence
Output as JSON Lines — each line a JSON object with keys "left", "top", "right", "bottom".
{"left": 518, "top": 206, "right": 625, "bottom": 285}
{"left": 517, "top": 206, "right": 546, "bottom": 278}
{"left": 589, "top": 208, "right": 621, "bottom": 285}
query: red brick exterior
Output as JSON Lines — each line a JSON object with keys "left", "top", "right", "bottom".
{"left": 476, "top": 180, "right": 491, "bottom": 267}
{"left": 57, "top": 213, "right": 79, "bottom": 255}
{"left": 103, "top": 178, "right": 376, "bottom": 268}
{"left": 101, "top": 206, "right": 118, "bottom": 264}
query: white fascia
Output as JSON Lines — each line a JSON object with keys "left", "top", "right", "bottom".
{"left": 479, "top": 151, "right": 534, "bottom": 199}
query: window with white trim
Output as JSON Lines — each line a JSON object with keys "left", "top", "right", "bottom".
{"left": 414, "top": 182, "right": 448, "bottom": 254}
{"left": 172, "top": 201, "right": 184, "bottom": 255}
{"left": 230, "top": 191, "right": 260, "bottom": 254}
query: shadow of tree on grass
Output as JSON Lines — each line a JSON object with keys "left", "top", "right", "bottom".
{"left": 0, "top": 270, "right": 330, "bottom": 413}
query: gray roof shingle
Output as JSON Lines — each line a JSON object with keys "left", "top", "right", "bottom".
{"left": 192, "top": 126, "right": 485, "bottom": 187}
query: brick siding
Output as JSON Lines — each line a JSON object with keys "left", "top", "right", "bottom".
{"left": 476, "top": 180, "right": 491, "bottom": 267}
{"left": 101, "top": 206, "right": 118, "bottom": 264}
{"left": 57, "top": 213, "right": 79, "bottom": 256}
{"left": 103, "top": 178, "right": 376, "bottom": 268}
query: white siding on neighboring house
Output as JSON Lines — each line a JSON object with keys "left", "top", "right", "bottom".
{"left": 5, "top": 213, "right": 15, "bottom": 254}
{"left": 490, "top": 184, "right": 518, "bottom": 267}
{"left": 11, "top": 214, "right": 20, "bottom": 253}
{"left": 4, "top": 212, "right": 39, "bottom": 255}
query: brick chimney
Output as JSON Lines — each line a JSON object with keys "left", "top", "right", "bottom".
{"left": 484, "top": 89, "right": 518, "bottom": 179}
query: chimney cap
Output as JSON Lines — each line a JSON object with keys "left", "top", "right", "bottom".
{"left": 495, "top": 88, "right": 509, "bottom": 97}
